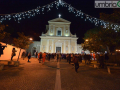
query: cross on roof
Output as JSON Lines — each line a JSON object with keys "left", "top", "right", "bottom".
{"left": 59, "top": 14, "right": 61, "bottom": 18}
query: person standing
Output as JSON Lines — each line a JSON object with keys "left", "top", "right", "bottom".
{"left": 38, "top": 52, "right": 42, "bottom": 63}
{"left": 42, "top": 52, "right": 46, "bottom": 64}
{"left": 35, "top": 51, "right": 38, "bottom": 58}
{"left": 93, "top": 53, "right": 96, "bottom": 61}
{"left": 59, "top": 53, "right": 62, "bottom": 61}
{"left": 73, "top": 54, "right": 79, "bottom": 73}
{"left": 22, "top": 52, "right": 26, "bottom": 60}
{"left": 78, "top": 54, "right": 82, "bottom": 63}
{"left": 28, "top": 52, "right": 31, "bottom": 62}
{"left": 84, "top": 54, "right": 87, "bottom": 64}
{"left": 26, "top": 52, "right": 28, "bottom": 57}
{"left": 11, "top": 48, "right": 17, "bottom": 61}
{"left": 57, "top": 53, "right": 59, "bottom": 62}
{"left": 71, "top": 54, "right": 73, "bottom": 62}
{"left": 105, "top": 53, "right": 109, "bottom": 63}
{"left": 68, "top": 54, "right": 71, "bottom": 64}
{"left": 48, "top": 53, "right": 51, "bottom": 61}
{"left": 0, "top": 43, "right": 7, "bottom": 57}
{"left": 99, "top": 53, "right": 104, "bottom": 68}
{"left": 66, "top": 54, "right": 69, "bottom": 62}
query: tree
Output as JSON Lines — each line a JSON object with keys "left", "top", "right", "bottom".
{"left": 13, "top": 32, "right": 33, "bottom": 61}
{"left": 0, "top": 23, "right": 10, "bottom": 41}
{"left": 83, "top": 28, "right": 120, "bottom": 53}
{"left": 100, "top": 9, "right": 120, "bottom": 23}
{"left": 84, "top": 27, "right": 101, "bottom": 39}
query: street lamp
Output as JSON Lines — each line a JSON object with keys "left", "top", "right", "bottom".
{"left": 86, "top": 39, "right": 88, "bottom": 42}
{"left": 29, "top": 38, "right": 33, "bottom": 41}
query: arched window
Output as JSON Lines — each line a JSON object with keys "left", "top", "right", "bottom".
{"left": 56, "top": 27, "right": 62, "bottom": 36}
{"left": 57, "top": 31, "right": 61, "bottom": 36}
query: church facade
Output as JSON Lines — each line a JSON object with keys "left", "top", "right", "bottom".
{"left": 27, "top": 18, "right": 90, "bottom": 55}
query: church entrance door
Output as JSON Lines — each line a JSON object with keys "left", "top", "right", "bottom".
{"left": 56, "top": 47, "right": 61, "bottom": 53}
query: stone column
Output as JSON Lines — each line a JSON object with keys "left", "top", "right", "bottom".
{"left": 49, "top": 25, "right": 51, "bottom": 35}
{"left": 47, "top": 39, "right": 49, "bottom": 53}
{"left": 52, "top": 40, "right": 54, "bottom": 53}
{"left": 69, "top": 40, "right": 71, "bottom": 53}
{"left": 75, "top": 41, "right": 77, "bottom": 53}
{"left": 53, "top": 25, "right": 55, "bottom": 36}
{"left": 64, "top": 25, "right": 66, "bottom": 36}
{"left": 64, "top": 41, "right": 66, "bottom": 53}
{"left": 68, "top": 25, "right": 70, "bottom": 36}
{"left": 40, "top": 39, "right": 43, "bottom": 52}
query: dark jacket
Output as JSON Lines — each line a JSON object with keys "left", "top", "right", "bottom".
{"left": 73, "top": 56, "right": 79, "bottom": 63}
{"left": 105, "top": 54, "right": 109, "bottom": 60}
{"left": 28, "top": 54, "right": 31, "bottom": 59}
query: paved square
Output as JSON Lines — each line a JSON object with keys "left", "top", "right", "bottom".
{"left": 0, "top": 58, "right": 120, "bottom": 90}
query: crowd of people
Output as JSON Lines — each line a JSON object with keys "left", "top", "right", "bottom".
{"left": 21, "top": 51, "right": 109, "bottom": 72}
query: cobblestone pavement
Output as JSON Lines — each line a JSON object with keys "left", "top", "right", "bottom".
{"left": 0, "top": 58, "right": 57, "bottom": 90}
{"left": 0, "top": 58, "right": 120, "bottom": 90}
{"left": 60, "top": 60, "right": 120, "bottom": 90}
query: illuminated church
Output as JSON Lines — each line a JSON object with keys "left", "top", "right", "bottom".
{"left": 27, "top": 17, "right": 90, "bottom": 55}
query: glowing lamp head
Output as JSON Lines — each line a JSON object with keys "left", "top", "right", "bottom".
{"left": 29, "top": 38, "right": 33, "bottom": 41}
{"left": 116, "top": 50, "right": 118, "bottom": 51}
{"left": 86, "top": 39, "right": 88, "bottom": 42}
{"left": 65, "top": 34, "right": 69, "bottom": 36}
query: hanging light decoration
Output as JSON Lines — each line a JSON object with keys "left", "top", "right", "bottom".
{"left": 0, "top": 0, "right": 119, "bottom": 31}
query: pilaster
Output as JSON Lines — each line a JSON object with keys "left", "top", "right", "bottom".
{"left": 64, "top": 41, "right": 66, "bottom": 53}
{"left": 47, "top": 39, "right": 49, "bottom": 52}
{"left": 40, "top": 39, "right": 43, "bottom": 52}
{"left": 69, "top": 40, "right": 71, "bottom": 53}
{"left": 53, "top": 25, "right": 55, "bottom": 36}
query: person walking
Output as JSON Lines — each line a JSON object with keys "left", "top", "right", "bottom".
{"left": 73, "top": 54, "right": 79, "bottom": 73}
{"left": 28, "top": 52, "right": 31, "bottom": 62}
{"left": 11, "top": 48, "right": 17, "bottom": 61}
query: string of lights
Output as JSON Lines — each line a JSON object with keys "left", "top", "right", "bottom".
{"left": 0, "top": 0, "right": 119, "bottom": 31}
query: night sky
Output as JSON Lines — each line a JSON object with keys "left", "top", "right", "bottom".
{"left": 0, "top": 0, "right": 113, "bottom": 44}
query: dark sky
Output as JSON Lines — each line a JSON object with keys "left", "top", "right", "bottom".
{"left": 0, "top": 0, "right": 113, "bottom": 44}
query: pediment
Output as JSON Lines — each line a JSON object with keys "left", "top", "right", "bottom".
{"left": 48, "top": 18, "right": 71, "bottom": 24}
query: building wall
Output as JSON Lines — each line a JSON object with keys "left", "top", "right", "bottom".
{"left": 40, "top": 38, "right": 78, "bottom": 53}
{"left": 0, "top": 42, "right": 25, "bottom": 60}
{"left": 48, "top": 24, "right": 70, "bottom": 37}
{"left": 27, "top": 41, "right": 41, "bottom": 55}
